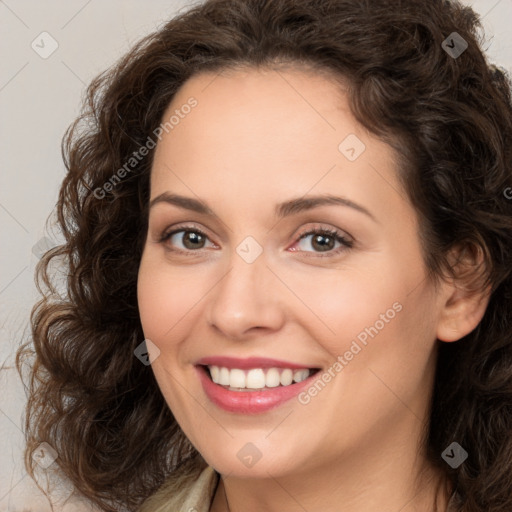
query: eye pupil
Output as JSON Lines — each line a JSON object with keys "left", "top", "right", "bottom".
{"left": 312, "top": 234, "right": 334, "bottom": 252}
{"left": 183, "top": 231, "right": 204, "bottom": 249}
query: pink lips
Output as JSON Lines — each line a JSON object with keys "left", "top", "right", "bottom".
{"left": 195, "top": 356, "right": 318, "bottom": 414}
{"left": 196, "top": 356, "right": 313, "bottom": 370}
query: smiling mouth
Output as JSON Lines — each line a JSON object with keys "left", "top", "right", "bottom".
{"left": 201, "top": 365, "right": 321, "bottom": 392}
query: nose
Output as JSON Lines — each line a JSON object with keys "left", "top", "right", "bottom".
{"left": 206, "top": 248, "right": 286, "bottom": 340}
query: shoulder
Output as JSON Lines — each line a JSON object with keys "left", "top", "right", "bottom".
{"left": 138, "top": 465, "right": 219, "bottom": 512}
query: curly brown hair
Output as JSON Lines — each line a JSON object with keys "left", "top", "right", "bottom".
{"left": 16, "top": 0, "right": 512, "bottom": 510}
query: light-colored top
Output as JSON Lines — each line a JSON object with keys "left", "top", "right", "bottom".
{"left": 139, "top": 466, "right": 219, "bottom": 512}
{"left": 139, "top": 465, "right": 460, "bottom": 512}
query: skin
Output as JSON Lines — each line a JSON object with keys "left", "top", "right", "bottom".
{"left": 137, "top": 66, "right": 490, "bottom": 512}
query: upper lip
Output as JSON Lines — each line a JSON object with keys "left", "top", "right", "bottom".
{"left": 195, "top": 356, "right": 318, "bottom": 370}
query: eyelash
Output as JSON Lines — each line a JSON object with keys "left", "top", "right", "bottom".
{"left": 294, "top": 227, "right": 354, "bottom": 257}
{"left": 158, "top": 224, "right": 354, "bottom": 258}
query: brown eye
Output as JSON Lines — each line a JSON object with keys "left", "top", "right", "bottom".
{"left": 294, "top": 228, "right": 353, "bottom": 255}
{"left": 310, "top": 233, "right": 335, "bottom": 252}
{"left": 180, "top": 231, "right": 206, "bottom": 249}
{"left": 160, "top": 227, "right": 214, "bottom": 252}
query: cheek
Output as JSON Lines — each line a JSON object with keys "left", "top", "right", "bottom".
{"left": 137, "top": 254, "right": 210, "bottom": 343}
{"left": 137, "top": 255, "right": 206, "bottom": 418}
{"left": 323, "top": 280, "right": 438, "bottom": 422}
{"left": 281, "top": 257, "right": 435, "bottom": 381}
{"left": 274, "top": 260, "right": 404, "bottom": 353}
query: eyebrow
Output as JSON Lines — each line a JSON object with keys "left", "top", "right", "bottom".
{"left": 149, "top": 192, "right": 376, "bottom": 222}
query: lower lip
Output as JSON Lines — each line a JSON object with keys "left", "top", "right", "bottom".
{"left": 196, "top": 366, "right": 317, "bottom": 414}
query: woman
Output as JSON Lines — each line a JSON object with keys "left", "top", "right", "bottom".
{"left": 17, "top": 0, "right": 512, "bottom": 511}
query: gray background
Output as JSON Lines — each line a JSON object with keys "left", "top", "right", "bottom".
{"left": 1, "top": 0, "right": 511, "bottom": 510}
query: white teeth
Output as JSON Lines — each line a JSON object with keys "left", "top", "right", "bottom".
{"left": 210, "top": 365, "right": 220, "bottom": 383}
{"left": 219, "top": 367, "right": 230, "bottom": 386}
{"left": 229, "top": 369, "right": 246, "bottom": 388}
{"left": 265, "top": 368, "right": 281, "bottom": 388}
{"left": 280, "top": 368, "right": 293, "bottom": 386}
{"left": 246, "top": 368, "right": 266, "bottom": 388}
{"left": 293, "top": 369, "right": 309, "bottom": 383}
{"left": 207, "top": 365, "right": 313, "bottom": 389}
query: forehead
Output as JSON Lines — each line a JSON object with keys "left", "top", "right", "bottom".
{"left": 155, "top": 66, "right": 359, "bottom": 159}
{"left": 149, "top": 67, "right": 407, "bottom": 221}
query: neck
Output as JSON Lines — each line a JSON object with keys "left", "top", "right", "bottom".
{"left": 213, "top": 464, "right": 450, "bottom": 512}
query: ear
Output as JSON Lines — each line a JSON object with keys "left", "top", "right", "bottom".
{"left": 436, "top": 243, "right": 492, "bottom": 342}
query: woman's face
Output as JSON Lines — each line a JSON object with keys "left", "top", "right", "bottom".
{"left": 137, "top": 67, "right": 448, "bottom": 478}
